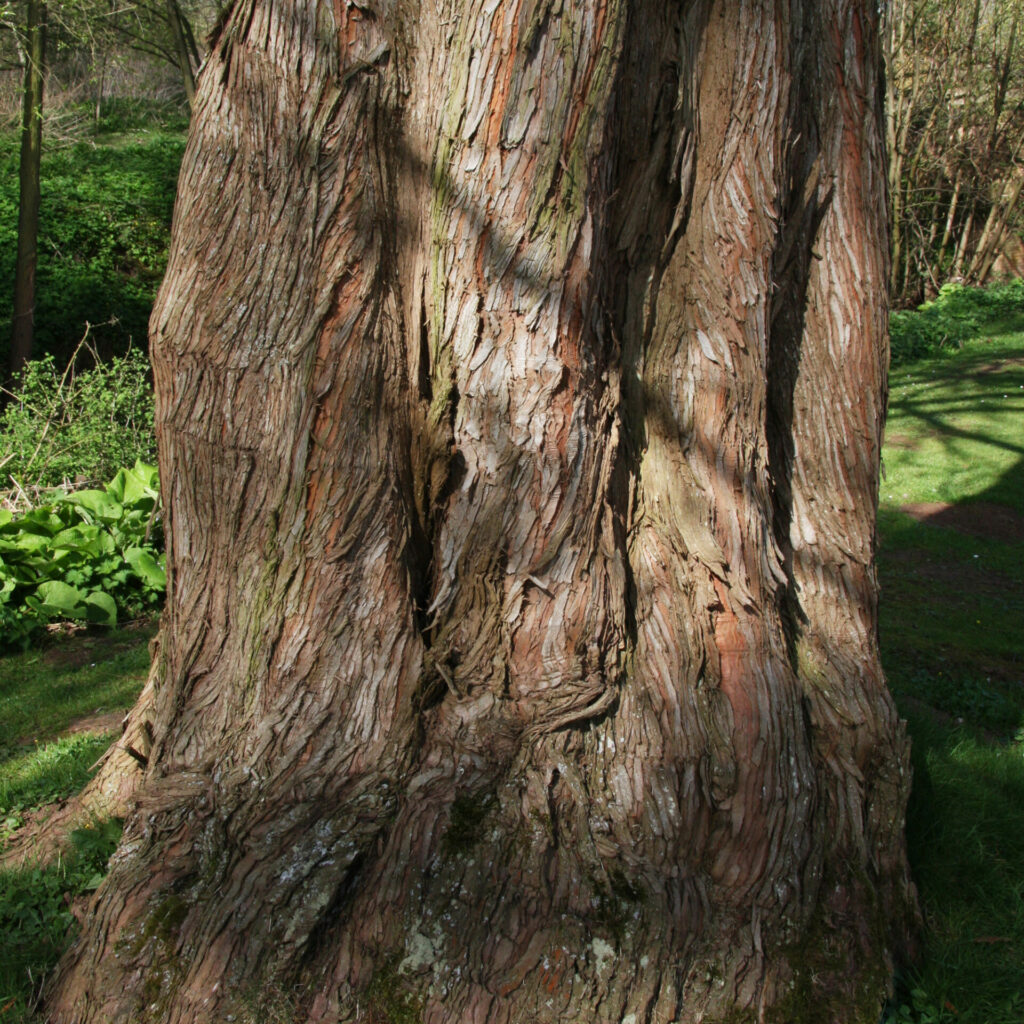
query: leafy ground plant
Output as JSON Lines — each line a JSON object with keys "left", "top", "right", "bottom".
{"left": 0, "top": 462, "right": 164, "bottom": 648}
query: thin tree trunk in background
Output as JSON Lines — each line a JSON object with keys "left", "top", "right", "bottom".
{"left": 970, "top": 168, "right": 1024, "bottom": 284}
{"left": 953, "top": 203, "right": 975, "bottom": 279}
{"left": 165, "top": 0, "right": 195, "bottom": 106}
{"left": 936, "top": 167, "right": 963, "bottom": 270}
{"left": 46, "top": 2, "right": 917, "bottom": 1022}
{"left": 93, "top": 50, "right": 105, "bottom": 126}
{"left": 10, "top": 0, "right": 45, "bottom": 379}
{"left": 180, "top": 6, "right": 202, "bottom": 70}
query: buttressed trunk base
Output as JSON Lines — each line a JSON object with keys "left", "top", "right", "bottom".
{"left": 47, "top": 1, "right": 917, "bottom": 1022}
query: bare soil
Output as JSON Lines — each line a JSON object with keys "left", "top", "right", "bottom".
{"left": 40, "top": 619, "right": 154, "bottom": 671}
{"left": 901, "top": 500, "right": 1024, "bottom": 545}
{"left": 63, "top": 711, "right": 125, "bottom": 737}
{"left": 885, "top": 432, "right": 920, "bottom": 449}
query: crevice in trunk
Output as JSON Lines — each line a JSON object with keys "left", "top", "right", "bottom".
{"left": 765, "top": 31, "right": 830, "bottom": 666}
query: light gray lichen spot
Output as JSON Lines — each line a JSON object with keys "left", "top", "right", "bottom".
{"left": 591, "top": 936, "right": 615, "bottom": 974}
{"left": 399, "top": 930, "right": 437, "bottom": 975}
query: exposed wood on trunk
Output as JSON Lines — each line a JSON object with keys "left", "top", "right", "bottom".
{"left": 46, "top": 2, "right": 916, "bottom": 1022}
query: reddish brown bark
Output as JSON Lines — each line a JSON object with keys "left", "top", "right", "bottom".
{"left": 46, "top": 1, "right": 916, "bottom": 1022}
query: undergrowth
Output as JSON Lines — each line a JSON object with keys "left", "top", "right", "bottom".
{"left": 0, "top": 625, "right": 151, "bottom": 1020}
{"left": 0, "top": 341, "right": 155, "bottom": 491}
{"left": 890, "top": 279, "right": 1024, "bottom": 364}
{"left": 0, "top": 121, "right": 184, "bottom": 369}
{"left": 0, "top": 818, "right": 124, "bottom": 1021}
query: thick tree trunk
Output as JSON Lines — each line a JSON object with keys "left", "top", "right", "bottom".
{"left": 10, "top": 0, "right": 45, "bottom": 378}
{"left": 47, "top": 1, "right": 916, "bottom": 1022}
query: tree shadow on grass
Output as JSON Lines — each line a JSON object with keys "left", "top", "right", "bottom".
{"left": 879, "top": 344, "right": 1024, "bottom": 1021}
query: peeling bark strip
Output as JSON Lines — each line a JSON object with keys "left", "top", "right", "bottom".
{"left": 47, "top": 2, "right": 917, "bottom": 1022}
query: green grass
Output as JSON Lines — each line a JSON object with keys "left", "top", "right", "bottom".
{"left": 0, "top": 623, "right": 153, "bottom": 839}
{"left": 0, "top": 625, "right": 151, "bottom": 1020}
{"left": 879, "top": 316, "right": 1024, "bottom": 1023}
{"left": 0, "top": 625, "right": 153, "bottom": 746}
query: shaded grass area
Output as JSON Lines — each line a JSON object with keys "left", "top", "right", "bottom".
{"left": 879, "top": 329, "right": 1024, "bottom": 1023}
{"left": 0, "top": 819, "right": 124, "bottom": 1021}
{"left": 0, "top": 625, "right": 153, "bottom": 747}
{"left": 0, "top": 626, "right": 151, "bottom": 1020}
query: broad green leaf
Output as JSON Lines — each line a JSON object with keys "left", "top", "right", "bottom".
{"left": 124, "top": 547, "right": 166, "bottom": 589}
{"left": 52, "top": 524, "right": 102, "bottom": 548}
{"left": 121, "top": 462, "right": 159, "bottom": 505}
{"left": 35, "top": 580, "right": 87, "bottom": 617}
{"left": 60, "top": 490, "right": 124, "bottom": 523}
{"left": 51, "top": 525, "right": 115, "bottom": 558}
{"left": 83, "top": 591, "right": 117, "bottom": 626}
{"left": 1, "top": 531, "right": 51, "bottom": 553}
{"left": 106, "top": 467, "right": 128, "bottom": 504}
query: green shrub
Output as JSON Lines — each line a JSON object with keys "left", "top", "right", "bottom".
{"left": 890, "top": 280, "right": 1024, "bottom": 365}
{"left": 0, "top": 130, "right": 185, "bottom": 368}
{"left": 0, "top": 461, "right": 165, "bottom": 648}
{"left": 0, "top": 344, "right": 155, "bottom": 490}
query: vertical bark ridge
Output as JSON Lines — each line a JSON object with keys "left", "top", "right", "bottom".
{"left": 312, "top": 3, "right": 645, "bottom": 1019}
{"left": 771, "top": 0, "right": 918, "bottom": 991}
{"left": 622, "top": 1, "right": 818, "bottom": 1013}
{"left": 48, "top": 3, "right": 425, "bottom": 1021}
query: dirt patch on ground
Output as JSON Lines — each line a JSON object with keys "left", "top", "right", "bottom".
{"left": 39, "top": 619, "right": 156, "bottom": 671}
{"left": 884, "top": 432, "right": 920, "bottom": 449}
{"left": 901, "top": 501, "right": 1024, "bottom": 544}
{"left": 64, "top": 711, "right": 125, "bottom": 737}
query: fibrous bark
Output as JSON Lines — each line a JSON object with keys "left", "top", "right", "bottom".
{"left": 47, "top": 1, "right": 917, "bottom": 1022}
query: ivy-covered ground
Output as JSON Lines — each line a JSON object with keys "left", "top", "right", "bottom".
{"left": 0, "top": 98, "right": 186, "bottom": 371}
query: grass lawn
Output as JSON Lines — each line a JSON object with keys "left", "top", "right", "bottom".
{"left": 879, "top": 325, "right": 1024, "bottom": 1023}
{"left": 0, "top": 623, "right": 153, "bottom": 1020}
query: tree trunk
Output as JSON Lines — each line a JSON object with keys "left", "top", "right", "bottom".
{"left": 46, "top": 1, "right": 917, "bottom": 1022}
{"left": 164, "top": 0, "right": 196, "bottom": 106}
{"left": 10, "top": 0, "right": 45, "bottom": 378}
